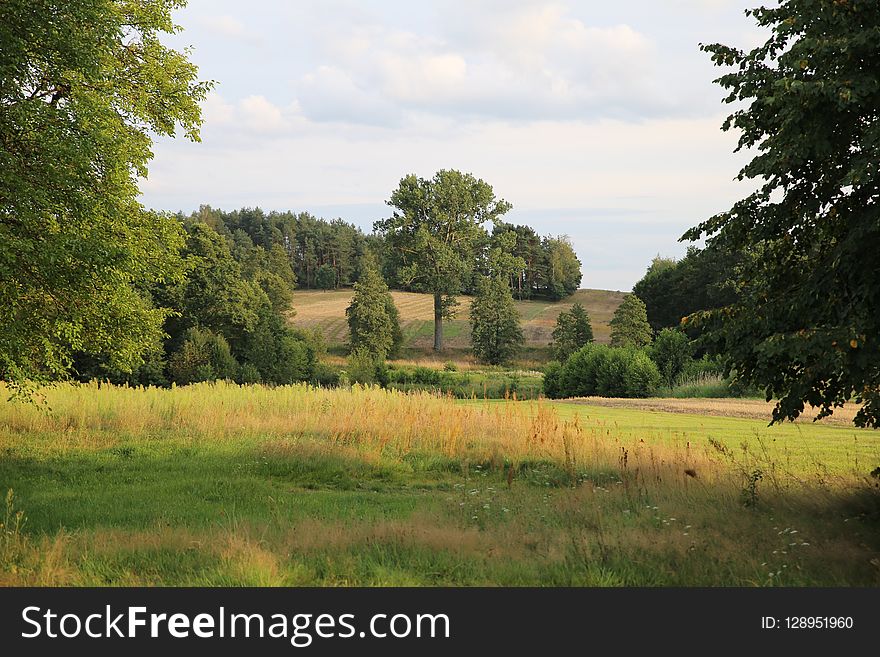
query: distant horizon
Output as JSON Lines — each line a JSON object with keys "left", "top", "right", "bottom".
{"left": 141, "top": 0, "right": 767, "bottom": 291}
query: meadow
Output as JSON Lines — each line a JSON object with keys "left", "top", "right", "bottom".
{"left": 1, "top": 382, "right": 878, "bottom": 586}
{"left": 291, "top": 288, "right": 626, "bottom": 363}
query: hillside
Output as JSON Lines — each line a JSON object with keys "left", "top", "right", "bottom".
{"left": 289, "top": 288, "right": 626, "bottom": 361}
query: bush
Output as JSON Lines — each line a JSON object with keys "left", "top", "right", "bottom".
{"left": 168, "top": 327, "right": 239, "bottom": 385}
{"left": 547, "top": 343, "right": 660, "bottom": 398}
{"left": 311, "top": 363, "right": 341, "bottom": 388}
{"left": 542, "top": 361, "right": 564, "bottom": 399}
{"left": 237, "top": 362, "right": 261, "bottom": 384}
{"left": 650, "top": 328, "right": 693, "bottom": 388}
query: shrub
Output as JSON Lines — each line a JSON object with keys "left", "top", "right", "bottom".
{"left": 542, "top": 361, "right": 564, "bottom": 399}
{"left": 547, "top": 343, "right": 661, "bottom": 398}
{"left": 168, "top": 327, "right": 239, "bottom": 385}
{"left": 650, "top": 328, "right": 693, "bottom": 388}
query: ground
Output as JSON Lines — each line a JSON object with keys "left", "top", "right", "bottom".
{"left": 289, "top": 288, "right": 626, "bottom": 362}
{"left": 1, "top": 382, "right": 877, "bottom": 586}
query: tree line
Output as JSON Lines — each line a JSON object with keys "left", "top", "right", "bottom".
{"left": 186, "top": 203, "right": 582, "bottom": 301}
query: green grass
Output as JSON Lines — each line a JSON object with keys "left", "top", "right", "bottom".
{"left": 1, "top": 382, "right": 878, "bottom": 586}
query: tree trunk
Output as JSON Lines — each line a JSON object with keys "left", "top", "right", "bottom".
{"left": 433, "top": 292, "right": 443, "bottom": 352}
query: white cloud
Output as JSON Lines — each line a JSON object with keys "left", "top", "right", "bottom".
{"left": 197, "top": 92, "right": 293, "bottom": 136}
{"left": 289, "top": 4, "right": 681, "bottom": 125}
{"left": 199, "top": 14, "right": 262, "bottom": 44}
{"left": 239, "top": 95, "right": 289, "bottom": 133}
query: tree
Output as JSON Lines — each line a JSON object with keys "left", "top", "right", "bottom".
{"left": 168, "top": 327, "right": 239, "bottom": 385}
{"left": 633, "top": 246, "right": 739, "bottom": 335}
{"left": 552, "top": 303, "right": 594, "bottom": 361}
{"left": 610, "top": 295, "right": 652, "bottom": 348}
{"left": 650, "top": 328, "right": 693, "bottom": 389}
{"left": 0, "top": 0, "right": 210, "bottom": 393}
{"left": 543, "top": 237, "right": 582, "bottom": 300}
{"left": 684, "top": 0, "right": 880, "bottom": 427}
{"left": 469, "top": 275, "right": 524, "bottom": 365}
{"left": 376, "top": 170, "right": 512, "bottom": 351}
{"left": 315, "top": 264, "right": 336, "bottom": 291}
{"left": 345, "top": 256, "right": 401, "bottom": 360}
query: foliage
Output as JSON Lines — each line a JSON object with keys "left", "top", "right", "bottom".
{"left": 542, "top": 361, "right": 565, "bottom": 399}
{"left": 469, "top": 275, "right": 525, "bottom": 365}
{"left": 345, "top": 348, "right": 387, "bottom": 386}
{"left": 632, "top": 247, "right": 740, "bottom": 335}
{"left": 160, "top": 220, "right": 314, "bottom": 386}
{"left": 684, "top": 0, "right": 880, "bottom": 427}
{"left": 551, "top": 302, "right": 594, "bottom": 361}
{"left": 376, "top": 170, "right": 512, "bottom": 351}
{"left": 546, "top": 344, "right": 660, "bottom": 399}
{"left": 650, "top": 328, "right": 693, "bottom": 389}
{"left": 315, "top": 264, "right": 336, "bottom": 291}
{"left": 383, "top": 365, "right": 543, "bottom": 399}
{"left": 609, "top": 295, "right": 652, "bottom": 348}
{"left": 0, "top": 0, "right": 210, "bottom": 391}
{"left": 346, "top": 256, "right": 401, "bottom": 360}
{"left": 168, "top": 327, "right": 238, "bottom": 385}
{"left": 544, "top": 237, "right": 583, "bottom": 300}
{"left": 490, "top": 223, "right": 582, "bottom": 300}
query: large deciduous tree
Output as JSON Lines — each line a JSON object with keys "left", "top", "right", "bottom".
{"left": 684, "top": 0, "right": 880, "bottom": 427}
{"left": 0, "top": 0, "right": 210, "bottom": 394}
{"left": 376, "top": 170, "right": 511, "bottom": 352}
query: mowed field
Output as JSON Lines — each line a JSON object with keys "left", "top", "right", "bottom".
{"left": 289, "top": 288, "right": 626, "bottom": 358}
{"left": 1, "top": 382, "right": 878, "bottom": 586}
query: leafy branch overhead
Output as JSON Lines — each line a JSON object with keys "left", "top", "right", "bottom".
{"left": 0, "top": 0, "right": 212, "bottom": 390}
{"left": 683, "top": 0, "right": 880, "bottom": 427}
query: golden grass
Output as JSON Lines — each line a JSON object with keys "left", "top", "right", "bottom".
{"left": 3, "top": 381, "right": 873, "bottom": 491}
{"left": 3, "top": 382, "right": 878, "bottom": 586}
{"left": 289, "top": 288, "right": 625, "bottom": 350}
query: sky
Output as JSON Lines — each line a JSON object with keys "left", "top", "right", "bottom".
{"left": 141, "top": 0, "right": 771, "bottom": 291}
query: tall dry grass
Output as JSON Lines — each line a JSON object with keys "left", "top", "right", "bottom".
{"left": 1, "top": 381, "right": 864, "bottom": 495}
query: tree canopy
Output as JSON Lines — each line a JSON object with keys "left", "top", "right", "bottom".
{"left": 632, "top": 247, "right": 739, "bottom": 336}
{"left": 0, "top": 0, "right": 211, "bottom": 393}
{"left": 376, "top": 170, "right": 512, "bottom": 351}
{"left": 684, "top": 0, "right": 880, "bottom": 427}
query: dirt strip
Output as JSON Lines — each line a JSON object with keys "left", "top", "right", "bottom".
{"left": 559, "top": 397, "right": 864, "bottom": 426}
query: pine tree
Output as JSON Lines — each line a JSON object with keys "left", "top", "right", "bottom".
{"left": 470, "top": 275, "right": 524, "bottom": 365}
{"left": 346, "top": 256, "right": 401, "bottom": 360}
{"left": 552, "top": 302, "right": 594, "bottom": 360}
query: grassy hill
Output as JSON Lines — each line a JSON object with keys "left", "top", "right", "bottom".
{"left": 289, "top": 288, "right": 626, "bottom": 363}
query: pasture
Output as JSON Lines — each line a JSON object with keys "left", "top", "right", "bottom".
{"left": 1, "top": 382, "right": 878, "bottom": 586}
{"left": 290, "top": 288, "right": 626, "bottom": 362}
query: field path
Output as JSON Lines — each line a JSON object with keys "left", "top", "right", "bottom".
{"left": 557, "top": 396, "right": 865, "bottom": 426}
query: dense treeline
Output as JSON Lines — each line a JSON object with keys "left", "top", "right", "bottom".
{"left": 492, "top": 223, "right": 582, "bottom": 300}
{"left": 187, "top": 205, "right": 374, "bottom": 290}
{"left": 183, "top": 205, "right": 581, "bottom": 300}
{"left": 73, "top": 216, "right": 322, "bottom": 387}
{"left": 632, "top": 246, "right": 739, "bottom": 335}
